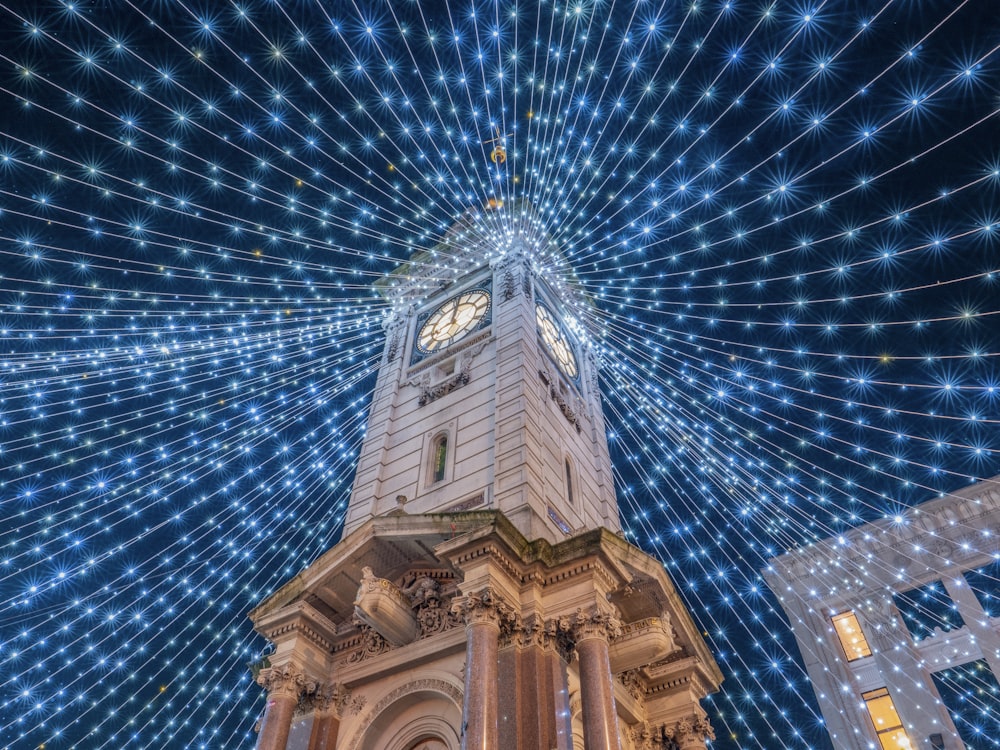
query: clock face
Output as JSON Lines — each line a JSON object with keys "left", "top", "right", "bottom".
{"left": 536, "top": 304, "right": 578, "bottom": 379}
{"left": 417, "top": 290, "right": 491, "bottom": 354}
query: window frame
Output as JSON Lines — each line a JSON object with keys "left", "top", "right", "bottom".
{"left": 862, "top": 687, "right": 911, "bottom": 750}
{"left": 831, "top": 610, "right": 873, "bottom": 661}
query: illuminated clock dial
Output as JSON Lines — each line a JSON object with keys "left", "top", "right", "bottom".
{"left": 536, "top": 304, "right": 578, "bottom": 378}
{"left": 417, "top": 290, "right": 491, "bottom": 354}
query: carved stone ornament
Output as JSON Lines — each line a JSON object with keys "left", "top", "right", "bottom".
{"left": 664, "top": 713, "right": 715, "bottom": 748}
{"left": 383, "top": 313, "right": 405, "bottom": 363}
{"left": 618, "top": 669, "right": 646, "bottom": 702}
{"left": 628, "top": 723, "right": 656, "bottom": 750}
{"left": 501, "top": 614, "right": 577, "bottom": 660}
{"left": 410, "top": 340, "right": 488, "bottom": 406}
{"left": 538, "top": 368, "right": 583, "bottom": 433}
{"left": 347, "top": 618, "right": 392, "bottom": 663}
{"left": 567, "top": 605, "right": 624, "bottom": 642}
{"left": 502, "top": 269, "right": 517, "bottom": 301}
{"left": 256, "top": 663, "right": 317, "bottom": 701}
{"left": 418, "top": 370, "right": 470, "bottom": 406}
{"left": 451, "top": 587, "right": 517, "bottom": 629}
{"left": 865, "top": 597, "right": 906, "bottom": 651}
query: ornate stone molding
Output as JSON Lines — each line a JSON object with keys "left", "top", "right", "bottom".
{"left": 345, "top": 678, "right": 462, "bottom": 750}
{"left": 296, "top": 681, "right": 348, "bottom": 716}
{"left": 409, "top": 340, "right": 489, "bottom": 406}
{"left": 405, "top": 575, "right": 464, "bottom": 637}
{"left": 418, "top": 370, "right": 470, "bottom": 406}
{"left": 618, "top": 669, "right": 646, "bottom": 702}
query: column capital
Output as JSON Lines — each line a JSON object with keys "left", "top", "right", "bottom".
{"left": 664, "top": 712, "right": 715, "bottom": 750}
{"left": 452, "top": 586, "right": 516, "bottom": 629}
{"left": 568, "top": 604, "right": 623, "bottom": 643}
{"left": 256, "top": 663, "right": 317, "bottom": 700}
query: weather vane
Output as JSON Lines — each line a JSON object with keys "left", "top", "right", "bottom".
{"left": 485, "top": 125, "right": 512, "bottom": 165}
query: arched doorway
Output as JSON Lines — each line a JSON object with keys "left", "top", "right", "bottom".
{"left": 407, "top": 739, "right": 448, "bottom": 750}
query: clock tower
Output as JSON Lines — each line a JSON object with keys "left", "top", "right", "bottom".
{"left": 341, "top": 205, "right": 619, "bottom": 543}
{"left": 248, "top": 204, "right": 722, "bottom": 750}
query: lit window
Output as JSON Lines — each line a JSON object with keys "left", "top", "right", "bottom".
{"left": 832, "top": 610, "right": 872, "bottom": 660}
{"left": 431, "top": 435, "right": 448, "bottom": 483}
{"left": 862, "top": 687, "right": 912, "bottom": 750}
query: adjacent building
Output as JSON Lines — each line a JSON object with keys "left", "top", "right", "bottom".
{"left": 765, "top": 475, "right": 1000, "bottom": 750}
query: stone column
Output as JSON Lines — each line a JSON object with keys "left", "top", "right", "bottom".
{"left": 498, "top": 615, "right": 574, "bottom": 750}
{"left": 943, "top": 574, "right": 1000, "bottom": 677}
{"left": 665, "top": 713, "right": 715, "bottom": 750}
{"left": 572, "top": 608, "right": 623, "bottom": 750}
{"left": 256, "top": 664, "right": 314, "bottom": 750}
{"left": 307, "top": 684, "right": 344, "bottom": 750}
{"left": 455, "top": 588, "right": 512, "bottom": 750}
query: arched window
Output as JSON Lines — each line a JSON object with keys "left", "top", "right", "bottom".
{"left": 565, "top": 458, "right": 574, "bottom": 505}
{"left": 431, "top": 434, "right": 448, "bottom": 483}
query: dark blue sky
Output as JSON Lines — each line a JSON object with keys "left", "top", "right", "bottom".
{"left": 1, "top": 1, "right": 998, "bottom": 748}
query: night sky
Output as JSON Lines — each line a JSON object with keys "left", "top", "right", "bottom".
{"left": 1, "top": 1, "right": 999, "bottom": 748}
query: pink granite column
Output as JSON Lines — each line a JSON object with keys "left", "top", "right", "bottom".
{"left": 307, "top": 684, "right": 342, "bottom": 750}
{"left": 456, "top": 588, "right": 511, "bottom": 750}
{"left": 573, "top": 609, "right": 623, "bottom": 750}
{"left": 256, "top": 665, "right": 305, "bottom": 750}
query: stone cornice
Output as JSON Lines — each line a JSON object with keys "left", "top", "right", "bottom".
{"left": 254, "top": 601, "right": 339, "bottom": 653}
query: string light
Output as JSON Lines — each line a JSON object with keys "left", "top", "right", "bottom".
{"left": 0, "top": 1, "right": 998, "bottom": 749}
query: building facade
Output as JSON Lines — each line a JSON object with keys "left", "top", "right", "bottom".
{"left": 765, "top": 475, "right": 1000, "bottom": 750}
{"left": 247, "top": 205, "right": 723, "bottom": 750}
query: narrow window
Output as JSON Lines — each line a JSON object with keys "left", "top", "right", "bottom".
{"left": 831, "top": 610, "right": 872, "bottom": 661}
{"left": 432, "top": 435, "right": 448, "bottom": 483}
{"left": 565, "top": 459, "right": 574, "bottom": 505}
{"left": 862, "top": 687, "right": 911, "bottom": 750}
